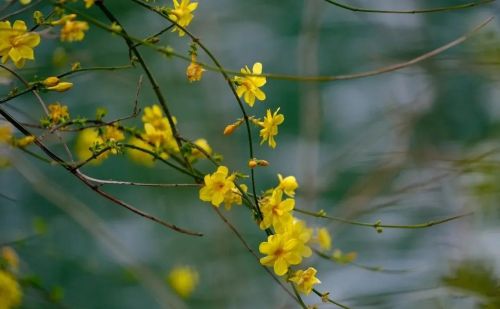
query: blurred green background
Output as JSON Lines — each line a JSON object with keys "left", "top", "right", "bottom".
{"left": 1, "top": 0, "right": 500, "bottom": 308}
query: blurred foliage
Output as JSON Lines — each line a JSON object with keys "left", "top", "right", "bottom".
{"left": 443, "top": 260, "right": 500, "bottom": 308}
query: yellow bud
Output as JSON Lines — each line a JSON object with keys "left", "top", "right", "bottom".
{"left": 46, "top": 82, "right": 73, "bottom": 92}
{"left": 248, "top": 159, "right": 257, "bottom": 168}
{"left": 51, "top": 14, "right": 76, "bottom": 26}
{"left": 257, "top": 159, "right": 269, "bottom": 167}
{"left": 16, "top": 136, "right": 36, "bottom": 147}
{"left": 110, "top": 22, "right": 122, "bottom": 33}
{"left": 33, "top": 10, "right": 44, "bottom": 24}
{"left": 42, "top": 76, "right": 60, "bottom": 87}
{"left": 223, "top": 124, "right": 237, "bottom": 136}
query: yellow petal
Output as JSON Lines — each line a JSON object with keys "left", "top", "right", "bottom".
{"left": 252, "top": 62, "right": 263, "bottom": 74}
{"left": 244, "top": 91, "right": 255, "bottom": 107}
{"left": 274, "top": 258, "right": 288, "bottom": 276}
{"left": 216, "top": 165, "right": 229, "bottom": 176}
{"left": 286, "top": 252, "right": 302, "bottom": 265}
{"left": 12, "top": 20, "right": 27, "bottom": 32}
{"left": 16, "top": 45, "right": 33, "bottom": 59}
{"left": 254, "top": 88, "right": 266, "bottom": 101}
{"left": 19, "top": 32, "right": 40, "bottom": 47}
{"left": 236, "top": 85, "right": 246, "bottom": 98}
{"left": 8, "top": 48, "right": 21, "bottom": 62}
{"left": 253, "top": 76, "right": 267, "bottom": 87}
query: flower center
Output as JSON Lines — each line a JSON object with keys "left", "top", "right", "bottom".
{"left": 215, "top": 181, "right": 225, "bottom": 191}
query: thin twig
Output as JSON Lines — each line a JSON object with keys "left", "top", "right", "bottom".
{"left": 81, "top": 174, "right": 201, "bottom": 188}
{"left": 295, "top": 208, "right": 473, "bottom": 230}
{"left": 322, "top": 0, "right": 494, "bottom": 14}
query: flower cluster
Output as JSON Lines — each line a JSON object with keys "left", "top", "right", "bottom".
{"left": 257, "top": 176, "right": 328, "bottom": 294}
{"left": 194, "top": 59, "right": 331, "bottom": 295}
{"left": 226, "top": 62, "right": 285, "bottom": 148}
{"left": 47, "top": 103, "right": 70, "bottom": 124}
{"left": 139, "top": 104, "right": 179, "bottom": 159}
{"left": 75, "top": 124, "right": 126, "bottom": 164}
{"left": 0, "top": 0, "right": 348, "bottom": 305}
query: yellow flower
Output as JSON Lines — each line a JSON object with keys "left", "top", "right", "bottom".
{"left": 289, "top": 267, "right": 321, "bottom": 295}
{"left": 142, "top": 105, "right": 164, "bottom": 127}
{"left": 0, "top": 126, "right": 13, "bottom": 144}
{"left": 259, "top": 189, "right": 294, "bottom": 230}
{"left": 259, "top": 233, "right": 302, "bottom": 276}
{"left": 19, "top": 0, "right": 31, "bottom": 5}
{"left": 143, "top": 123, "right": 166, "bottom": 148}
{"left": 102, "top": 125, "right": 124, "bottom": 154}
{"left": 199, "top": 166, "right": 235, "bottom": 207}
{"left": 167, "top": 266, "right": 199, "bottom": 298}
{"left": 234, "top": 62, "right": 266, "bottom": 107}
{"left": 84, "top": 0, "right": 95, "bottom": 8}
{"left": 186, "top": 56, "right": 204, "bottom": 82}
{"left": 0, "top": 20, "right": 40, "bottom": 68}
{"left": 46, "top": 81, "right": 73, "bottom": 92}
{"left": 1, "top": 247, "right": 19, "bottom": 271}
{"left": 142, "top": 105, "right": 176, "bottom": 134}
{"left": 127, "top": 137, "right": 155, "bottom": 167}
{"left": 190, "top": 138, "right": 212, "bottom": 159}
{"left": 168, "top": 0, "right": 198, "bottom": 37}
{"left": 60, "top": 20, "right": 89, "bottom": 42}
{"left": 75, "top": 128, "right": 106, "bottom": 164}
{"left": 102, "top": 125, "right": 124, "bottom": 143}
{"left": 223, "top": 184, "right": 247, "bottom": 210}
{"left": 277, "top": 174, "right": 298, "bottom": 197}
{"left": 141, "top": 105, "right": 179, "bottom": 155}
{"left": 316, "top": 227, "right": 332, "bottom": 251}
{"left": 259, "top": 108, "right": 284, "bottom": 149}
{"left": 48, "top": 103, "right": 70, "bottom": 124}
{"left": 0, "top": 270, "right": 22, "bottom": 309}
{"left": 278, "top": 219, "right": 312, "bottom": 258}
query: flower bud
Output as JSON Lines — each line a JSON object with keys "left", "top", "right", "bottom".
{"left": 248, "top": 159, "right": 257, "bottom": 168}
{"left": 257, "top": 159, "right": 269, "bottom": 167}
{"left": 16, "top": 136, "right": 35, "bottom": 147}
{"left": 42, "top": 76, "right": 60, "bottom": 87}
{"left": 223, "top": 124, "right": 238, "bottom": 136}
{"left": 50, "top": 14, "right": 76, "bottom": 26}
{"left": 46, "top": 82, "right": 73, "bottom": 92}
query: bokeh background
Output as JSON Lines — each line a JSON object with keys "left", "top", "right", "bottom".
{"left": 1, "top": 0, "right": 500, "bottom": 308}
